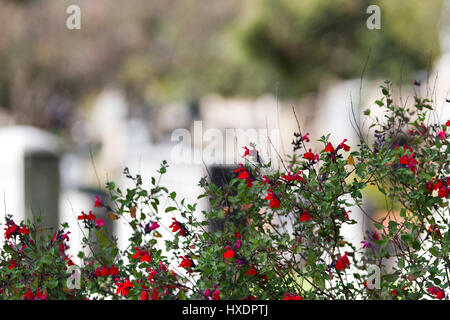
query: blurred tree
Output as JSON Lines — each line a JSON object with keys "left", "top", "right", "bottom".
{"left": 227, "top": 0, "right": 443, "bottom": 97}
{"left": 0, "top": 0, "right": 444, "bottom": 129}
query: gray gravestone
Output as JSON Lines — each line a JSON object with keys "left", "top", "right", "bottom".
{"left": 0, "top": 126, "right": 61, "bottom": 239}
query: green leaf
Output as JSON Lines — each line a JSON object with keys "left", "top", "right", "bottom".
{"left": 374, "top": 222, "right": 384, "bottom": 230}
{"left": 165, "top": 206, "right": 177, "bottom": 213}
{"left": 429, "top": 247, "right": 440, "bottom": 257}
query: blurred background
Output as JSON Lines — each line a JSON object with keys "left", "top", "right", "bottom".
{"left": 0, "top": 0, "right": 449, "bottom": 259}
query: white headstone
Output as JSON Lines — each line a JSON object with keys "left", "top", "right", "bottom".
{"left": 0, "top": 126, "right": 61, "bottom": 240}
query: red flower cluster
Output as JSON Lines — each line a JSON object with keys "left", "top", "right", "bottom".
{"left": 324, "top": 142, "right": 335, "bottom": 153}
{"left": 205, "top": 287, "right": 221, "bottom": 300}
{"left": 427, "top": 225, "right": 442, "bottom": 239}
{"left": 78, "top": 211, "right": 105, "bottom": 229}
{"left": 78, "top": 211, "right": 96, "bottom": 221}
{"left": 169, "top": 218, "right": 189, "bottom": 236}
{"left": 9, "top": 259, "right": 17, "bottom": 270}
{"left": 303, "top": 149, "right": 318, "bottom": 161}
{"left": 19, "top": 226, "right": 30, "bottom": 235}
{"left": 24, "top": 288, "right": 46, "bottom": 300}
{"left": 398, "top": 146, "right": 418, "bottom": 173}
{"left": 324, "top": 139, "right": 350, "bottom": 153}
{"left": 336, "top": 253, "right": 350, "bottom": 271}
{"left": 282, "top": 171, "right": 305, "bottom": 183}
{"left": 178, "top": 256, "right": 193, "bottom": 269}
{"left": 95, "top": 265, "right": 120, "bottom": 277}
{"left": 246, "top": 266, "right": 258, "bottom": 276}
{"left": 223, "top": 247, "right": 235, "bottom": 260}
{"left": 132, "top": 247, "right": 152, "bottom": 263}
{"left": 3, "top": 219, "right": 27, "bottom": 239}
{"left": 115, "top": 279, "right": 133, "bottom": 296}
{"left": 235, "top": 164, "right": 253, "bottom": 187}
{"left": 299, "top": 211, "right": 311, "bottom": 222}
{"left": 283, "top": 292, "right": 302, "bottom": 300}
{"left": 265, "top": 190, "right": 280, "bottom": 208}
{"left": 426, "top": 177, "right": 450, "bottom": 198}
{"left": 428, "top": 286, "right": 446, "bottom": 299}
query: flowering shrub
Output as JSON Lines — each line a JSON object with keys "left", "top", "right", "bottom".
{"left": 0, "top": 81, "right": 448, "bottom": 300}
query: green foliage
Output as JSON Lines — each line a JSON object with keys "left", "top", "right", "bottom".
{"left": 0, "top": 82, "right": 448, "bottom": 300}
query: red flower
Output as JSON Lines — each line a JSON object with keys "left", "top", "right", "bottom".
{"left": 87, "top": 211, "right": 96, "bottom": 220}
{"left": 301, "top": 133, "right": 310, "bottom": 142}
{"left": 179, "top": 256, "right": 193, "bottom": 269}
{"left": 243, "top": 146, "right": 250, "bottom": 157}
{"left": 212, "top": 289, "right": 220, "bottom": 300}
{"left": 78, "top": 211, "right": 96, "bottom": 221}
{"left": 265, "top": 190, "right": 280, "bottom": 208}
{"left": 299, "top": 211, "right": 311, "bottom": 222}
{"left": 4, "top": 223, "right": 19, "bottom": 239}
{"left": 100, "top": 266, "right": 109, "bottom": 277}
{"left": 132, "top": 247, "right": 152, "bottom": 263}
{"left": 235, "top": 164, "right": 253, "bottom": 187}
{"left": 324, "top": 142, "right": 335, "bottom": 153}
{"left": 246, "top": 267, "right": 258, "bottom": 276}
{"left": 282, "top": 171, "right": 304, "bottom": 183}
{"left": 140, "top": 253, "right": 152, "bottom": 263}
{"left": 398, "top": 146, "right": 418, "bottom": 173}
{"left": 140, "top": 288, "right": 149, "bottom": 300}
{"left": 223, "top": 248, "right": 235, "bottom": 259}
{"left": 438, "top": 186, "right": 449, "bottom": 198}
{"left": 152, "top": 287, "right": 160, "bottom": 300}
{"left": 283, "top": 293, "right": 302, "bottom": 300}
{"left": 116, "top": 279, "right": 133, "bottom": 296}
{"left": 107, "top": 265, "right": 118, "bottom": 276}
{"left": 132, "top": 247, "right": 144, "bottom": 259}
{"left": 95, "top": 218, "right": 105, "bottom": 229}
{"left": 148, "top": 269, "right": 158, "bottom": 282}
{"left": 94, "top": 196, "right": 102, "bottom": 208}
{"left": 238, "top": 170, "right": 249, "bottom": 180}
{"left": 392, "top": 290, "right": 397, "bottom": 297}
{"left": 303, "top": 149, "right": 317, "bottom": 161}
{"left": 338, "top": 139, "right": 350, "bottom": 151}
{"left": 19, "top": 226, "right": 30, "bottom": 235}
{"left": 23, "top": 288, "right": 46, "bottom": 300}
{"left": 34, "top": 288, "right": 46, "bottom": 300}
{"left": 169, "top": 218, "right": 188, "bottom": 236}
{"left": 23, "top": 288, "right": 34, "bottom": 300}
{"left": 428, "top": 286, "right": 446, "bottom": 299}
{"left": 436, "top": 131, "right": 446, "bottom": 140}
{"left": 446, "top": 120, "right": 450, "bottom": 127}
{"left": 336, "top": 253, "right": 350, "bottom": 271}
{"left": 436, "top": 290, "right": 445, "bottom": 300}
{"left": 260, "top": 176, "right": 270, "bottom": 185}
{"left": 9, "top": 259, "right": 17, "bottom": 270}
{"left": 145, "top": 221, "right": 160, "bottom": 233}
